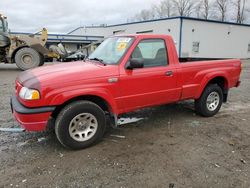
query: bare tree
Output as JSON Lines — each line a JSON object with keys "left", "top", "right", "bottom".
{"left": 194, "top": 2, "right": 202, "bottom": 18}
{"left": 215, "top": 0, "right": 229, "bottom": 21}
{"left": 233, "top": 0, "right": 249, "bottom": 23}
{"left": 129, "top": 0, "right": 250, "bottom": 24}
{"left": 195, "top": 0, "right": 213, "bottom": 19}
{"left": 155, "top": 0, "right": 174, "bottom": 18}
{"left": 202, "top": 0, "right": 211, "bottom": 19}
{"left": 172, "top": 0, "right": 196, "bottom": 16}
{"left": 131, "top": 9, "right": 155, "bottom": 21}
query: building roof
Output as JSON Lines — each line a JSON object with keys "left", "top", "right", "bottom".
{"left": 68, "top": 16, "right": 250, "bottom": 34}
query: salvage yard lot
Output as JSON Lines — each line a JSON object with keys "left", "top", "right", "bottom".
{"left": 0, "top": 61, "right": 250, "bottom": 188}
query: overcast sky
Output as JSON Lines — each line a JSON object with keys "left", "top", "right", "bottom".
{"left": 0, "top": 0, "right": 158, "bottom": 34}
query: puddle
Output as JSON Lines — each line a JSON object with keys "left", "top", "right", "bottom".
{"left": 118, "top": 117, "right": 144, "bottom": 125}
{"left": 0, "top": 128, "right": 25, "bottom": 133}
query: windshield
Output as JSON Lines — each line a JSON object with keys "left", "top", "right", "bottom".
{"left": 88, "top": 37, "right": 134, "bottom": 65}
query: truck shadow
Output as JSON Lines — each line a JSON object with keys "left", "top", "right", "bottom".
{"left": 117, "top": 100, "right": 195, "bottom": 124}
{"left": 105, "top": 100, "right": 196, "bottom": 135}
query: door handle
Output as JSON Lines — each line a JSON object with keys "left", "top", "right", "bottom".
{"left": 165, "top": 71, "right": 173, "bottom": 76}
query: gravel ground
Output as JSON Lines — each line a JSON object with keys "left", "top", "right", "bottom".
{"left": 0, "top": 61, "right": 250, "bottom": 188}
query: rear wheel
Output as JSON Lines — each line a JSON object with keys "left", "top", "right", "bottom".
{"left": 195, "top": 84, "right": 223, "bottom": 117}
{"left": 15, "top": 47, "right": 42, "bottom": 70}
{"left": 55, "top": 101, "right": 106, "bottom": 150}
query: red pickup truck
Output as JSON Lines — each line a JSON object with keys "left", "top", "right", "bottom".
{"left": 11, "top": 34, "right": 242, "bottom": 149}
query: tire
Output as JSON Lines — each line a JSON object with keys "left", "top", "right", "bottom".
{"left": 15, "top": 47, "right": 41, "bottom": 70}
{"left": 55, "top": 101, "right": 106, "bottom": 150}
{"left": 195, "top": 84, "right": 223, "bottom": 117}
{"left": 39, "top": 54, "right": 45, "bottom": 66}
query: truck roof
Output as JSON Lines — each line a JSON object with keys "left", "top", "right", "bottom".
{"left": 112, "top": 34, "right": 172, "bottom": 39}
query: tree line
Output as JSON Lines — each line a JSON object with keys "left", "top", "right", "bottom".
{"left": 129, "top": 0, "right": 250, "bottom": 24}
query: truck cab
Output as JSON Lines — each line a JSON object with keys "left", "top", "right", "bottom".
{"left": 0, "top": 15, "right": 8, "bottom": 33}
{"left": 0, "top": 15, "right": 10, "bottom": 48}
{"left": 0, "top": 15, "right": 10, "bottom": 62}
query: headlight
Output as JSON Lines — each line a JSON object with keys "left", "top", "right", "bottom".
{"left": 19, "top": 87, "right": 40, "bottom": 100}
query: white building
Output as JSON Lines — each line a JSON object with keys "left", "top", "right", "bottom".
{"left": 68, "top": 17, "right": 250, "bottom": 59}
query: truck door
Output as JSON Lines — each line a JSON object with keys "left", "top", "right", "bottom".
{"left": 119, "top": 38, "right": 179, "bottom": 112}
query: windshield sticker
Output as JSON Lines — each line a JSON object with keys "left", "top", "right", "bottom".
{"left": 117, "top": 38, "right": 131, "bottom": 43}
{"left": 117, "top": 42, "right": 127, "bottom": 51}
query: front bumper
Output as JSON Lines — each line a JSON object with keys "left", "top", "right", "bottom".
{"left": 10, "top": 96, "right": 56, "bottom": 132}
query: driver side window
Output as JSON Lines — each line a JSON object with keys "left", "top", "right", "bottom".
{"left": 131, "top": 39, "right": 168, "bottom": 68}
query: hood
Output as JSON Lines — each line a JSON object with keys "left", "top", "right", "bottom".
{"left": 17, "top": 61, "right": 119, "bottom": 89}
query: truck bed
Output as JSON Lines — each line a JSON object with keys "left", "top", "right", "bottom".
{"left": 178, "top": 59, "right": 241, "bottom": 100}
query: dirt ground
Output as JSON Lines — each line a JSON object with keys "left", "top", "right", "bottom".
{"left": 0, "top": 61, "right": 250, "bottom": 188}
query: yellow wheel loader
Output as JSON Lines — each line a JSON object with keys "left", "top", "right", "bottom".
{"left": 0, "top": 13, "right": 66, "bottom": 70}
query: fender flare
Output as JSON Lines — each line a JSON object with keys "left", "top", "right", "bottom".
{"left": 48, "top": 88, "right": 119, "bottom": 115}
{"left": 195, "top": 72, "right": 229, "bottom": 99}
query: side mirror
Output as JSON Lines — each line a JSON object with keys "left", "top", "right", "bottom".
{"left": 126, "top": 58, "right": 144, "bottom": 70}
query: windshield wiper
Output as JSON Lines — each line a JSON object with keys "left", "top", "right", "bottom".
{"left": 88, "top": 58, "right": 106, "bottom": 65}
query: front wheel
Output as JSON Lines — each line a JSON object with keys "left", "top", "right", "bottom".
{"left": 195, "top": 84, "right": 223, "bottom": 117}
{"left": 15, "top": 47, "right": 42, "bottom": 70}
{"left": 55, "top": 101, "right": 106, "bottom": 150}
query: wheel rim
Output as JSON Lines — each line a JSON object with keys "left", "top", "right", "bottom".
{"left": 21, "top": 54, "right": 33, "bottom": 65}
{"left": 206, "top": 91, "right": 220, "bottom": 111}
{"left": 69, "top": 113, "right": 98, "bottom": 142}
